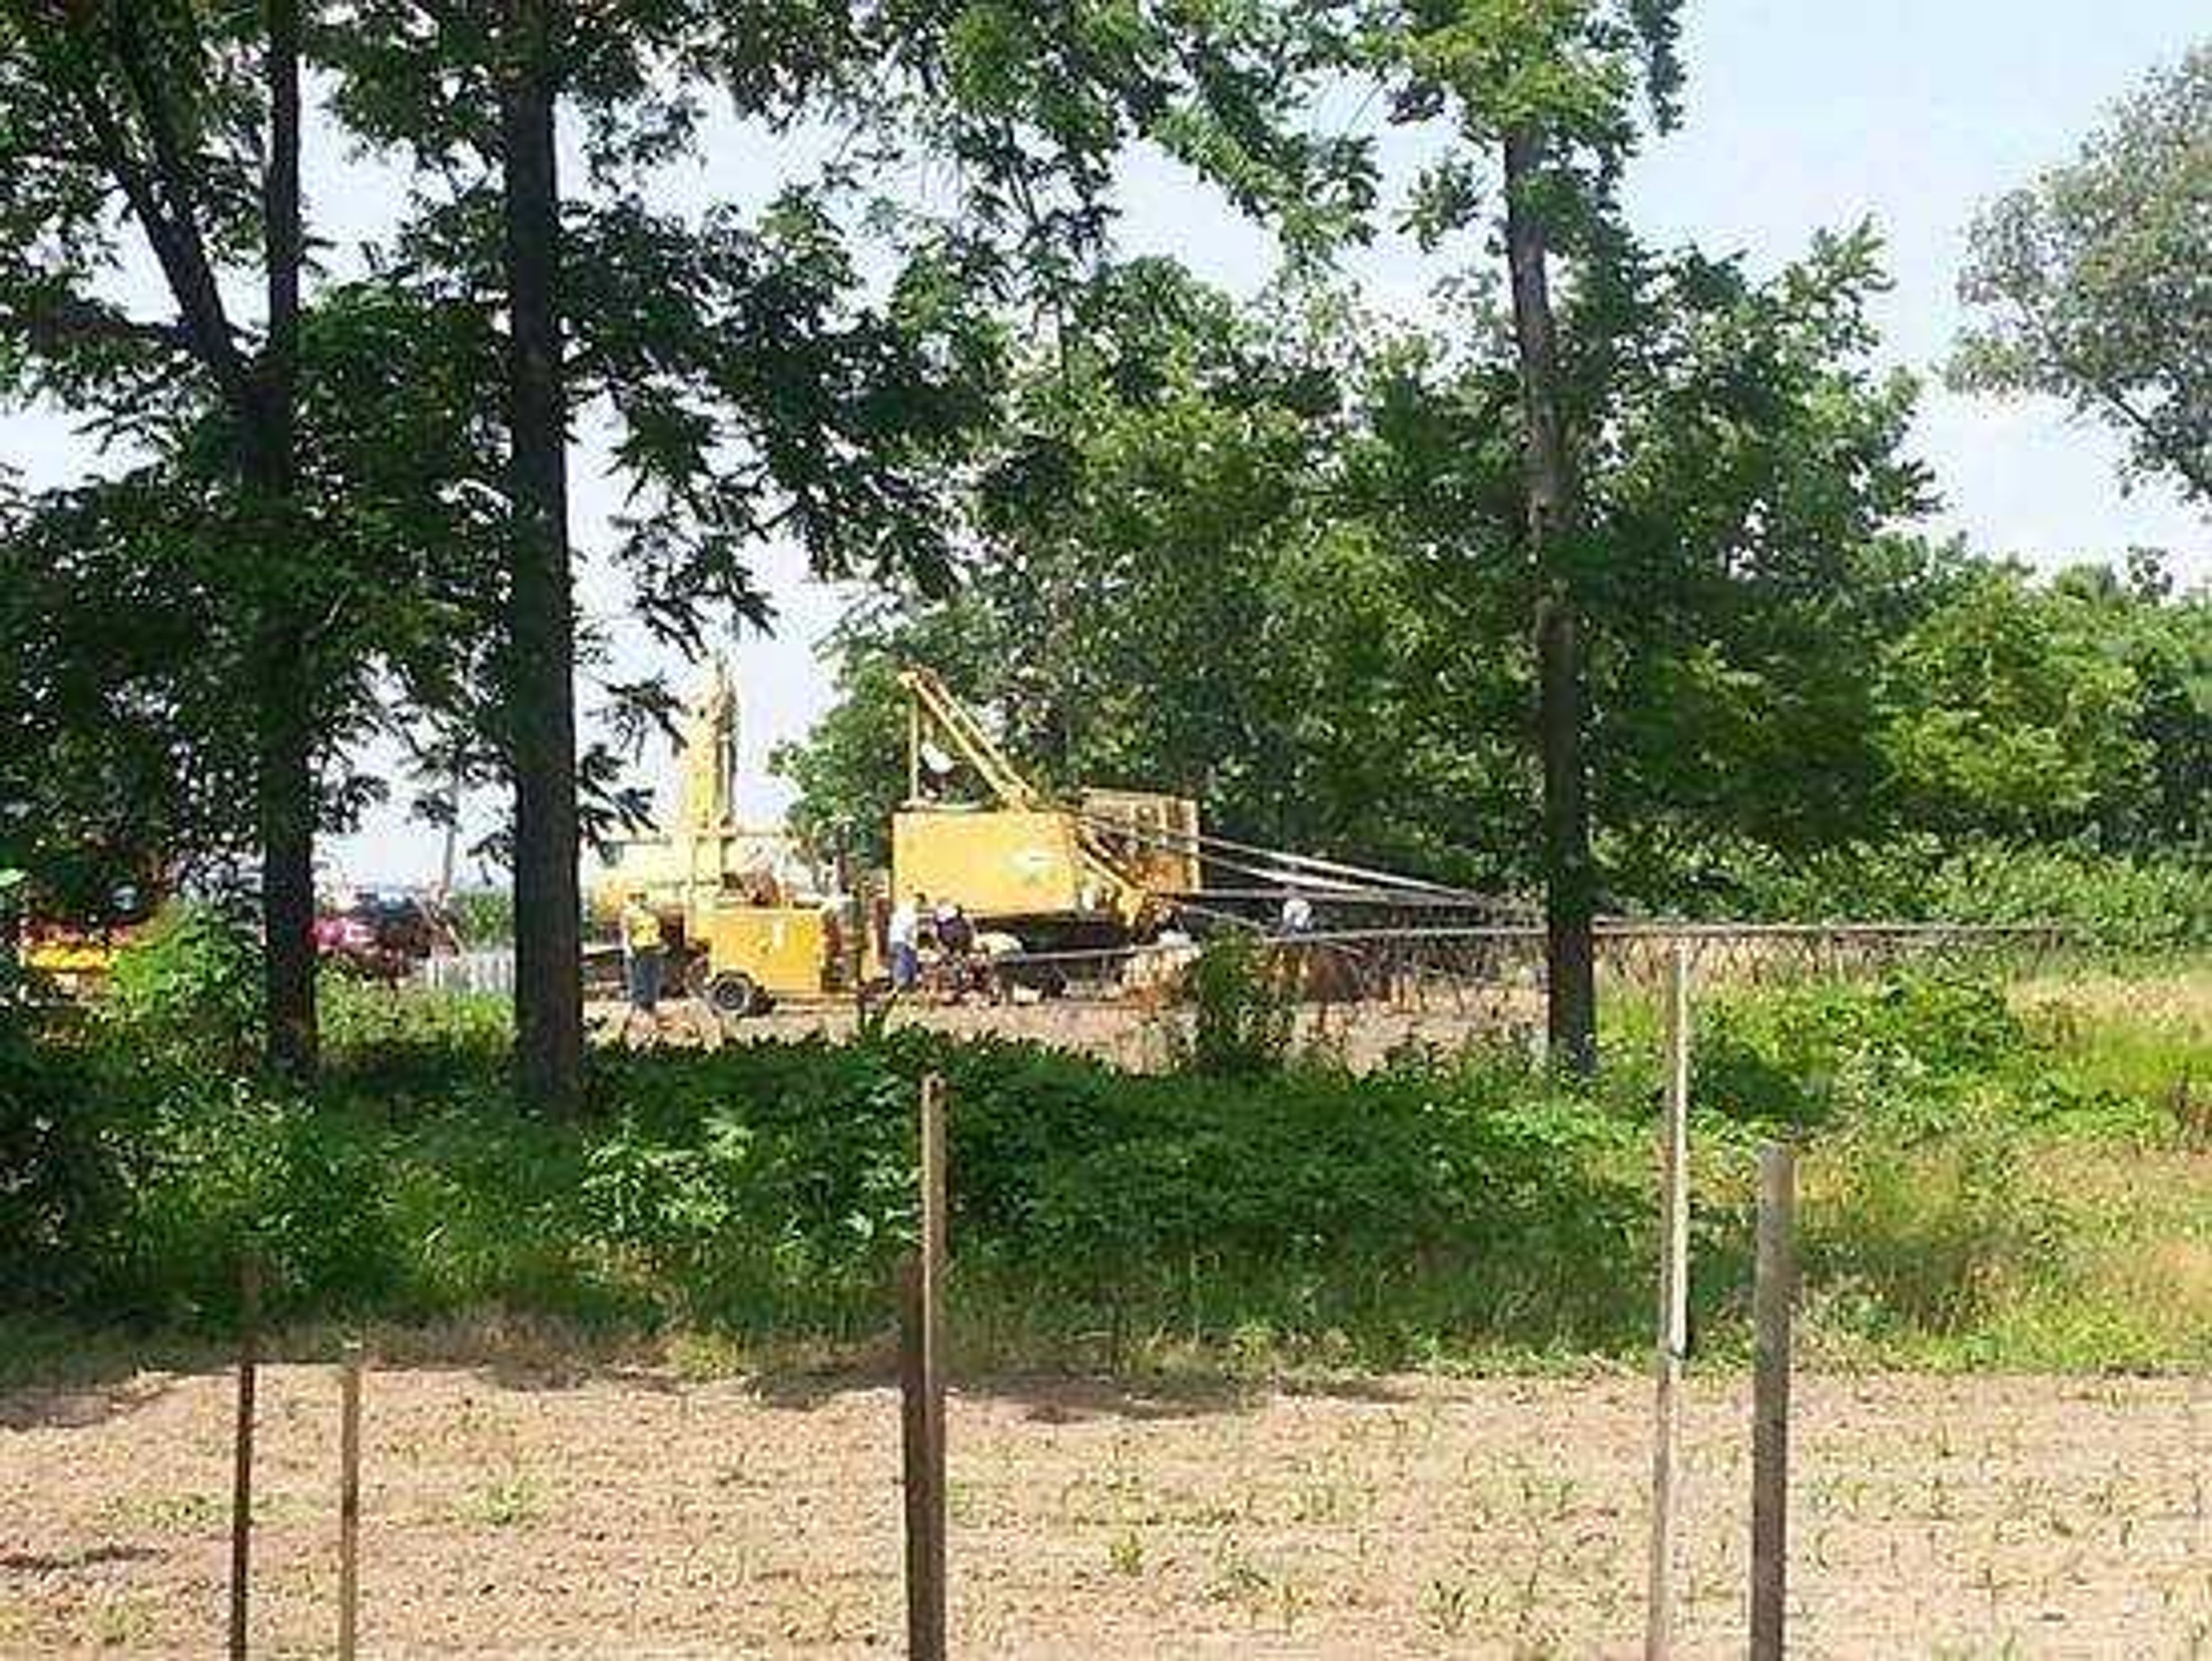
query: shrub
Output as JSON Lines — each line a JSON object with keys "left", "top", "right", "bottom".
{"left": 0, "top": 1010, "right": 119, "bottom": 1306}
{"left": 1695, "top": 969, "right": 2035, "bottom": 1133}
{"left": 88, "top": 1080, "right": 407, "bottom": 1326}
{"left": 104, "top": 903, "right": 262, "bottom": 1072}
{"left": 1702, "top": 835, "right": 2210, "bottom": 952}
{"left": 6, "top": 960, "right": 2198, "bottom": 1369}
{"left": 445, "top": 887, "right": 513, "bottom": 947}
{"left": 1173, "top": 931, "right": 1298, "bottom": 1076}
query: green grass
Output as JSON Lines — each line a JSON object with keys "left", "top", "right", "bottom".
{"left": 4, "top": 959, "right": 2206, "bottom": 1381}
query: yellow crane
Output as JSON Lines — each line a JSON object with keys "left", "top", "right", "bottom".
{"left": 586, "top": 661, "right": 1205, "bottom": 1020}
{"left": 891, "top": 667, "right": 1200, "bottom": 945}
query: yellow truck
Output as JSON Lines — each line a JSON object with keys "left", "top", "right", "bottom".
{"left": 585, "top": 658, "right": 863, "bottom": 1014}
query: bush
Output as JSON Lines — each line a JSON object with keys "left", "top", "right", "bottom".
{"left": 0, "top": 1010, "right": 119, "bottom": 1306}
{"left": 1173, "top": 932, "right": 1298, "bottom": 1076}
{"left": 6, "top": 968, "right": 2199, "bottom": 1369}
{"left": 1923, "top": 841, "right": 2210, "bottom": 953}
{"left": 104, "top": 903, "right": 262, "bottom": 1072}
{"left": 1698, "top": 969, "right": 2044, "bottom": 1133}
{"left": 1702, "top": 835, "right": 2210, "bottom": 952}
{"left": 445, "top": 887, "right": 513, "bottom": 947}
{"left": 92, "top": 1081, "right": 407, "bottom": 1325}
{"left": 1804, "top": 1115, "right": 2066, "bottom": 1340}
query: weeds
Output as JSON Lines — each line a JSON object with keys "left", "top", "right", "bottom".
{"left": 6, "top": 941, "right": 2207, "bottom": 1372}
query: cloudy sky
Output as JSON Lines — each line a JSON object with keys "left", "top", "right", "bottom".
{"left": 5, "top": 2, "right": 2203, "bottom": 886}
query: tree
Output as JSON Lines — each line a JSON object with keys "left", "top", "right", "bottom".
{"left": 1874, "top": 554, "right": 2209, "bottom": 852}
{"left": 325, "top": 3, "right": 894, "bottom": 1110}
{"left": 0, "top": 470, "right": 259, "bottom": 917}
{"left": 324, "top": 0, "right": 1376, "bottom": 1108}
{"left": 782, "top": 236, "right": 1950, "bottom": 913}
{"left": 1, "top": 0, "right": 319, "bottom": 1072}
{"left": 1952, "top": 43, "right": 2211, "bottom": 506}
{"left": 0, "top": 275, "right": 528, "bottom": 967}
{"left": 495, "top": 0, "right": 583, "bottom": 1110}
{"left": 1362, "top": 0, "right": 1685, "bottom": 1071}
{"left": 1558, "top": 228, "right": 1937, "bottom": 901}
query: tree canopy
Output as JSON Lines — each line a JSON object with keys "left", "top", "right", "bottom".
{"left": 1952, "top": 42, "right": 2211, "bottom": 505}
{"left": 778, "top": 243, "right": 2209, "bottom": 916}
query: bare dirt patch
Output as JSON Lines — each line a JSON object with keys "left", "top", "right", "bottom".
{"left": 589, "top": 993, "right": 1547, "bottom": 1073}
{"left": 3, "top": 1363, "right": 2205, "bottom": 1657}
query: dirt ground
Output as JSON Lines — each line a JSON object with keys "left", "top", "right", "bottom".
{"left": 3, "top": 1361, "right": 2206, "bottom": 1658}
{"left": 588, "top": 993, "right": 1550, "bottom": 1073}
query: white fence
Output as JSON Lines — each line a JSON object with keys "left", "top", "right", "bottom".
{"left": 413, "top": 949, "right": 516, "bottom": 997}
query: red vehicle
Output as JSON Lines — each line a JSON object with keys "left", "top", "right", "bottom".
{"left": 314, "top": 890, "right": 456, "bottom": 983}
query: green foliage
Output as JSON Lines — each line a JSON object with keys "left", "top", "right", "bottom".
{"left": 9, "top": 963, "right": 2204, "bottom": 1372}
{"left": 1695, "top": 971, "right": 2039, "bottom": 1134}
{"left": 1805, "top": 1116, "right": 2062, "bottom": 1338}
{"left": 0, "top": 1008, "right": 118, "bottom": 1306}
{"left": 96, "top": 1081, "right": 408, "bottom": 1327}
{"left": 1925, "top": 844, "right": 2211, "bottom": 954}
{"left": 1698, "top": 838, "right": 2211, "bottom": 954}
{"left": 770, "top": 647, "right": 923, "bottom": 867}
{"left": 782, "top": 249, "right": 2204, "bottom": 913}
{"left": 1879, "top": 564, "right": 2154, "bottom": 838}
{"left": 104, "top": 905, "right": 263, "bottom": 1073}
{"left": 0, "top": 475, "right": 262, "bottom": 911}
{"left": 1952, "top": 43, "right": 2211, "bottom": 503}
{"left": 1173, "top": 932, "right": 1298, "bottom": 1077}
{"left": 443, "top": 888, "right": 513, "bottom": 947}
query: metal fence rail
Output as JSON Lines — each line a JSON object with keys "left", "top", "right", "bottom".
{"left": 993, "top": 922, "right": 2075, "bottom": 1011}
{"left": 402, "top": 923, "right": 2071, "bottom": 1009}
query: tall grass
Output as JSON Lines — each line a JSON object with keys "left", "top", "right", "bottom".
{"left": 5, "top": 932, "right": 2206, "bottom": 1375}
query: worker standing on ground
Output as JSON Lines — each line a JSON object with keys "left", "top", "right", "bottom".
{"left": 888, "top": 890, "right": 924, "bottom": 993}
{"left": 619, "top": 888, "right": 668, "bottom": 1046}
{"left": 936, "top": 899, "right": 976, "bottom": 1002}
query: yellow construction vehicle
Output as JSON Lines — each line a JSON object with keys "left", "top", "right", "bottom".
{"left": 582, "top": 659, "right": 1202, "bottom": 1016}
{"left": 890, "top": 667, "right": 1199, "bottom": 949}
{"left": 579, "top": 659, "right": 1526, "bottom": 1019}
{"left": 586, "top": 659, "right": 865, "bottom": 1014}
{"left": 9, "top": 872, "right": 161, "bottom": 998}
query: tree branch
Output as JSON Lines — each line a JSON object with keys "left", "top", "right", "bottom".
{"left": 262, "top": 0, "right": 303, "bottom": 425}
{"left": 0, "top": 293, "right": 192, "bottom": 355}
{"left": 2017, "top": 299, "right": 2211, "bottom": 502}
{"left": 100, "top": 0, "right": 256, "bottom": 407}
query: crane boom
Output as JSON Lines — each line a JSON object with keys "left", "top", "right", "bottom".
{"left": 897, "top": 667, "right": 1171, "bottom": 924}
{"left": 898, "top": 667, "right": 1041, "bottom": 809}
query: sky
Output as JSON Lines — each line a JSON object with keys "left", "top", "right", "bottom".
{"left": 5, "top": 2, "right": 2205, "bottom": 887}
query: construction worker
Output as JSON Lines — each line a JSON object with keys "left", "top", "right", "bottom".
{"left": 618, "top": 888, "right": 668, "bottom": 1045}
{"left": 935, "top": 899, "right": 976, "bottom": 1001}
{"left": 888, "top": 890, "right": 924, "bottom": 993}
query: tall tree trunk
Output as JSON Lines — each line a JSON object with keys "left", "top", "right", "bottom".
{"left": 1502, "top": 128, "right": 1598, "bottom": 1074}
{"left": 32, "top": 0, "right": 320, "bottom": 1070}
{"left": 253, "top": 629, "right": 319, "bottom": 1076}
{"left": 499, "top": 0, "right": 585, "bottom": 1112}
{"left": 253, "top": 0, "right": 316, "bottom": 1078}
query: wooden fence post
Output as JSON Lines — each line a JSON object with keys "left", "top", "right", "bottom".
{"left": 338, "top": 1342, "right": 363, "bottom": 1660}
{"left": 1751, "top": 1142, "right": 1797, "bottom": 1660}
{"left": 228, "top": 1250, "right": 260, "bottom": 1661}
{"left": 901, "top": 1073, "right": 949, "bottom": 1661}
{"left": 1644, "top": 940, "right": 1692, "bottom": 1660}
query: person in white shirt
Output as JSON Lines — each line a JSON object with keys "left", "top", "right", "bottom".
{"left": 888, "top": 892, "right": 925, "bottom": 992}
{"left": 1279, "top": 889, "right": 1315, "bottom": 934}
